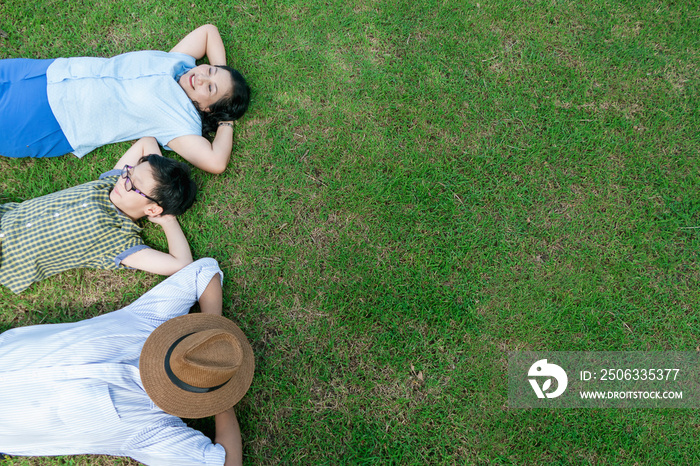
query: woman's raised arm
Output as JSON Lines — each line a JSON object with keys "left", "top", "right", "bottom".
{"left": 167, "top": 126, "right": 233, "bottom": 174}
{"left": 170, "top": 24, "right": 227, "bottom": 66}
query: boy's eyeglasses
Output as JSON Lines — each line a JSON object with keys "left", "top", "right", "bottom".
{"left": 121, "top": 165, "right": 159, "bottom": 204}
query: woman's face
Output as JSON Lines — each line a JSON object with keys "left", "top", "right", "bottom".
{"left": 178, "top": 64, "right": 233, "bottom": 111}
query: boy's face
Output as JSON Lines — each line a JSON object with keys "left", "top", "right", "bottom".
{"left": 109, "top": 162, "right": 162, "bottom": 219}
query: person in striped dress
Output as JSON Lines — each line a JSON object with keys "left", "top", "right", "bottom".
{"left": 0, "top": 258, "right": 254, "bottom": 466}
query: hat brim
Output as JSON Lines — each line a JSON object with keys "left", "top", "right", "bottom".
{"left": 140, "top": 314, "right": 254, "bottom": 419}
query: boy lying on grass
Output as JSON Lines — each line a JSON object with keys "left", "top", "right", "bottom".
{"left": 0, "top": 137, "right": 196, "bottom": 293}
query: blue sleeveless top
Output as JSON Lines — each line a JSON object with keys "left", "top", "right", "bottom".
{"left": 46, "top": 51, "right": 202, "bottom": 157}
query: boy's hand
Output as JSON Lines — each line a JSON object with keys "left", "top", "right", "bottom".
{"left": 113, "top": 137, "right": 161, "bottom": 170}
{"left": 121, "top": 214, "right": 193, "bottom": 276}
{"left": 148, "top": 214, "right": 178, "bottom": 226}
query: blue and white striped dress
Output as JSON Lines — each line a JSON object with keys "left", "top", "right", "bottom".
{"left": 0, "top": 258, "right": 227, "bottom": 466}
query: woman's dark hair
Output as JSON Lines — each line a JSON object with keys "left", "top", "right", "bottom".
{"left": 197, "top": 65, "right": 251, "bottom": 135}
{"left": 139, "top": 155, "right": 197, "bottom": 216}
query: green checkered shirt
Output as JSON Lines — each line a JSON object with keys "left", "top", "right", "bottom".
{"left": 0, "top": 175, "right": 145, "bottom": 293}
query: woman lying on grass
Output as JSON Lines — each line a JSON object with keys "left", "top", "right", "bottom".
{"left": 0, "top": 24, "right": 250, "bottom": 174}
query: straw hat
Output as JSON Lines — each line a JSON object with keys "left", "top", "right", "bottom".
{"left": 139, "top": 313, "right": 254, "bottom": 419}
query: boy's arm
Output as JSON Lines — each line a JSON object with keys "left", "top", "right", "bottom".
{"left": 113, "top": 137, "right": 162, "bottom": 170}
{"left": 170, "top": 24, "right": 227, "bottom": 66}
{"left": 120, "top": 215, "right": 193, "bottom": 275}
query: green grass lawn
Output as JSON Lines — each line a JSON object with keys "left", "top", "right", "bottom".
{"left": 1, "top": 0, "right": 700, "bottom": 464}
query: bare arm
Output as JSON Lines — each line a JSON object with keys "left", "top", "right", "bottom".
{"left": 168, "top": 25, "right": 236, "bottom": 174}
{"left": 167, "top": 126, "right": 233, "bottom": 174}
{"left": 113, "top": 137, "right": 162, "bottom": 170}
{"left": 170, "top": 24, "right": 227, "bottom": 65}
{"left": 198, "top": 274, "right": 243, "bottom": 465}
{"left": 199, "top": 273, "right": 223, "bottom": 316}
{"left": 215, "top": 407, "right": 243, "bottom": 466}
{"left": 120, "top": 216, "right": 193, "bottom": 275}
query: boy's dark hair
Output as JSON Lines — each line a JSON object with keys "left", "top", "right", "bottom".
{"left": 139, "top": 155, "right": 197, "bottom": 216}
{"left": 197, "top": 65, "right": 251, "bottom": 135}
